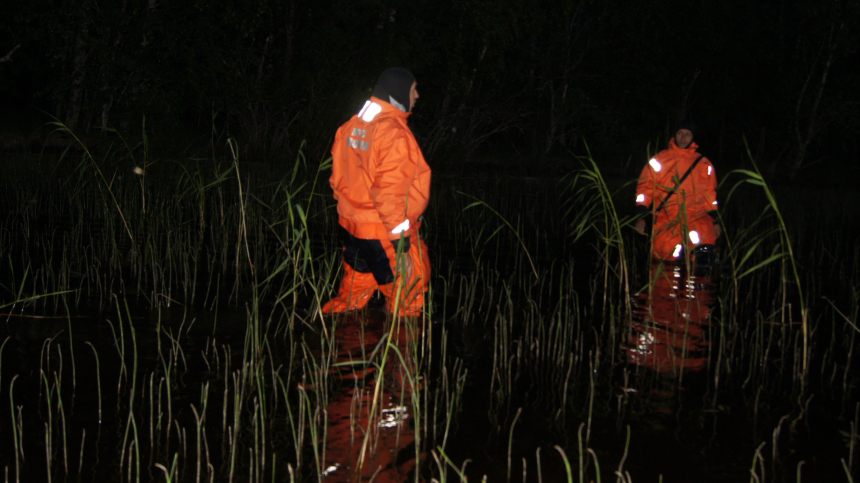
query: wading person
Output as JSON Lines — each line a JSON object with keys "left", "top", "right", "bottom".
{"left": 634, "top": 120, "right": 720, "bottom": 263}
{"left": 322, "top": 67, "right": 431, "bottom": 317}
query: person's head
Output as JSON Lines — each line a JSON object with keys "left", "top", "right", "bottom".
{"left": 372, "top": 67, "right": 418, "bottom": 112}
{"left": 674, "top": 119, "right": 696, "bottom": 149}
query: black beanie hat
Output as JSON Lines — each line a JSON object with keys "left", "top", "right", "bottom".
{"left": 372, "top": 67, "right": 416, "bottom": 112}
{"left": 674, "top": 119, "right": 696, "bottom": 139}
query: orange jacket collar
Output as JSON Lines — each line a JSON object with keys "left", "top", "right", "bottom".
{"left": 369, "top": 96, "right": 412, "bottom": 118}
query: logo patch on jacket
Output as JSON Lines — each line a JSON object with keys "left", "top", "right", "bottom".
{"left": 347, "top": 127, "right": 369, "bottom": 151}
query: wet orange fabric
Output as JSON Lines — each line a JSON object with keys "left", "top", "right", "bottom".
{"left": 325, "top": 97, "right": 431, "bottom": 315}
{"left": 330, "top": 97, "right": 431, "bottom": 242}
{"left": 636, "top": 139, "right": 718, "bottom": 260}
{"left": 323, "top": 236, "right": 430, "bottom": 316}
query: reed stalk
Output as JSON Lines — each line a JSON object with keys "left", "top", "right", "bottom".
{"left": 49, "top": 120, "right": 135, "bottom": 244}
{"left": 564, "top": 154, "right": 635, "bottom": 317}
{"left": 9, "top": 374, "right": 22, "bottom": 483}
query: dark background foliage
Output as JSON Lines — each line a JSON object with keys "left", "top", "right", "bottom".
{"left": 0, "top": 0, "right": 857, "bottom": 177}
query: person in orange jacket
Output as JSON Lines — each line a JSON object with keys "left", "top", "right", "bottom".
{"left": 323, "top": 67, "right": 431, "bottom": 317}
{"left": 634, "top": 120, "right": 721, "bottom": 263}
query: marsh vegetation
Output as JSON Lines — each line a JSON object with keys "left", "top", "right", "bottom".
{"left": 0, "top": 134, "right": 857, "bottom": 482}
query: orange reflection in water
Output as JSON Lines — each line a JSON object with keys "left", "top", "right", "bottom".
{"left": 627, "top": 263, "right": 715, "bottom": 376}
{"left": 321, "top": 311, "right": 420, "bottom": 483}
{"left": 624, "top": 263, "right": 716, "bottom": 423}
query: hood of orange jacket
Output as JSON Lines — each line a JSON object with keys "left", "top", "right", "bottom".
{"left": 330, "top": 97, "right": 431, "bottom": 244}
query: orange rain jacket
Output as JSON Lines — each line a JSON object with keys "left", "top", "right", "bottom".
{"left": 636, "top": 139, "right": 718, "bottom": 259}
{"left": 330, "top": 97, "right": 431, "bottom": 245}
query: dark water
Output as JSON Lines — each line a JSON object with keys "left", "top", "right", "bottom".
{"left": 424, "top": 258, "right": 855, "bottom": 483}
{"left": 1, "top": 263, "right": 853, "bottom": 482}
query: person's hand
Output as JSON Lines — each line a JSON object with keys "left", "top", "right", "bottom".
{"left": 714, "top": 223, "right": 722, "bottom": 239}
{"left": 397, "top": 252, "right": 413, "bottom": 280}
{"left": 634, "top": 219, "right": 646, "bottom": 234}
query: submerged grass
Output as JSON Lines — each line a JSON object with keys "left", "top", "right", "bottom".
{"left": 0, "top": 131, "right": 856, "bottom": 481}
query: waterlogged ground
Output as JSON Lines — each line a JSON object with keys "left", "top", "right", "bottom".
{"left": 0, "top": 157, "right": 858, "bottom": 482}
{"left": 2, "top": 260, "right": 852, "bottom": 482}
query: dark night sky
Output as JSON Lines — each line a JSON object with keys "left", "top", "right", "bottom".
{"left": 0, "top": 0, "right": 857, "bottom": 176}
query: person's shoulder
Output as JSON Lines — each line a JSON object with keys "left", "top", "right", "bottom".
{"left": 694, "top": 154, "right": 716, "bottom": 176}
{"left": 373, "top": 115, "right": 413, "bottom": 140}
{"left": 696, "top": 152, "right": 714, "bottom": 165}
{"left": 655, "top": 146, "right": 675, "bottom": 158}
{"left": 374, "top": 112, "right": 408, "bottom": 126}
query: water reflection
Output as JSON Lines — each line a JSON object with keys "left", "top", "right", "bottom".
{"left": 322, "top": 310, "right": 419, "bottom": 482}
{"left": 625, "top": 263, "right": 715, "bottom": 423}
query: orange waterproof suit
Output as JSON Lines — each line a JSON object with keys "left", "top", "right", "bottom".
{"left": 324, "top": 97, "right": 432, "bottom": 316}
{"left": 635, "top": 139, "right": 718, "bottom": 260}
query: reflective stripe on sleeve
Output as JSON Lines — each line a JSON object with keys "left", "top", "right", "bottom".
{"left": 636, "top": 194, "right": 645, "bottom": 203}
{"left": 672, "top": 244, "right": 683, "bottom": 258}
{"left": 649, "top": 158, "right": 662, "bottom": 172}
{"left": 689, "top": 230, "right": 700, "bottom": 244}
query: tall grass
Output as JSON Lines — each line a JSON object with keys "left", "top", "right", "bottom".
{"left": 0, "top": 129, "right": 856, "bottom": 481}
